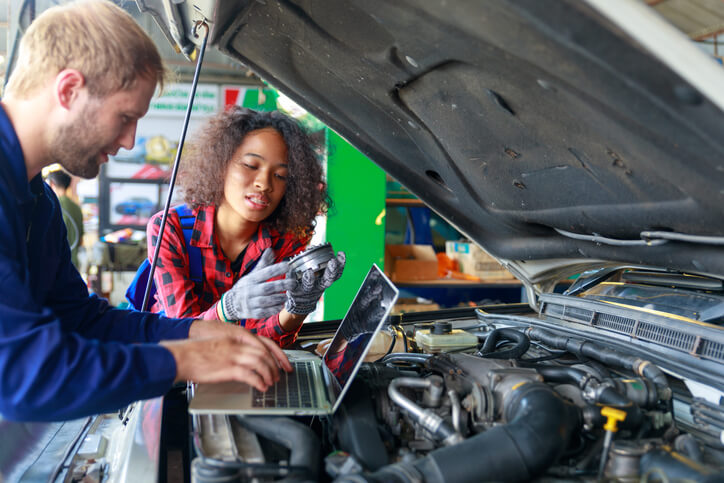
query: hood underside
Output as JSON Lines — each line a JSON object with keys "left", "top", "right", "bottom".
{"left": 140, "top": 0, "right": 724, "bottom": 279}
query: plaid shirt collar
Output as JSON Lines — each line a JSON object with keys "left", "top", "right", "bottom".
{"left": 189, "top": 204, "right": 279, "bottom": 254}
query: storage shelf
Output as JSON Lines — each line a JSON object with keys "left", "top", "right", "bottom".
{"left": 394, "top": 279, "right": 521, "bottom": 288}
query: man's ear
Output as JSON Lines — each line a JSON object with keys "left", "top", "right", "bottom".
{"left": 55, "top": 69, "right": 86, "bottom": 110}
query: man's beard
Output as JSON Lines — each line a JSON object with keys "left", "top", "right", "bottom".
{"left": 49, "top": 103, "right": 106, "bottom": 179}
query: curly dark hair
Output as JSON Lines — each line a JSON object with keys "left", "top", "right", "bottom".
{"left": 178, "top": 107, "right": 328, "bottom": 236}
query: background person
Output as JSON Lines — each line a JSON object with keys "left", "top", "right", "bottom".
{"left": 45, "top": 168, "right": 84, "bottom": 268}
{"left": 0, "top": 0, "right": 291, "bottom": 423}
{"left": 147, "top": 107, "right": 345, "bottom": 347}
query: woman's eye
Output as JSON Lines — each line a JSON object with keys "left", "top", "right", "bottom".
{"left": 243, "top": 163, "right": 257, "bottom": 170}
{"left": 275, "top": 173, "right": 288, "bottom": 181}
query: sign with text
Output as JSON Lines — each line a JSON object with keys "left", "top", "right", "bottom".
{"left": 148, "top": 83, "right": 219, "bottom": 117}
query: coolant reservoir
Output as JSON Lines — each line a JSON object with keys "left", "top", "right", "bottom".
{"left": 316, "top": 327, "right": 407, "bottom": 361}
{"left": 415, "top": 321, "right": 478, "bottom": 353}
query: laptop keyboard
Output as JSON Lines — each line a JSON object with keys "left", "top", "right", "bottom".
{"left": 252, "top": 360, "right": 320, "bottom": 409}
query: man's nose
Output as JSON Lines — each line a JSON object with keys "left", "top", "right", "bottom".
{"left": 118, "top": 121, "right": 137, "bottom": 150}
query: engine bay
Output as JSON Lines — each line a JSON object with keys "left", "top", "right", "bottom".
{"left": 42, "top": 272, "right": 724, "bottom": 482}
{"left": 186, "top": 282, "right": 724, "bottom": 483}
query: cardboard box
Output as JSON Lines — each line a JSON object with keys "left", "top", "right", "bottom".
{"left": 393, "top": 298, "right": 441, "bottom": 314}
{"left": 384, "top": 244, "right": 439, "bottom": 282}
{"left": 445, "top": 241, "right": 516, "bottom": 281}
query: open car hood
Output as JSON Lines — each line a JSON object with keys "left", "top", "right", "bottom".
{"left": 138, "top": 0, "right": 724, "bottom": 290}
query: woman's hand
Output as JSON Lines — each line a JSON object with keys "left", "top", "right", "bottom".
{"left": 220, "top": 248, "right": 295, "bottom": 320}
{"left": 284, "top": 251, "right": 346, "bottom": 315}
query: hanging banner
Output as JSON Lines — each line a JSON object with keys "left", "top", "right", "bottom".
{"left": 148, "top": 83, "right": 219, "bottom": 116}
{"left": 221, "top": 85, "right": 279, "bottom": 111}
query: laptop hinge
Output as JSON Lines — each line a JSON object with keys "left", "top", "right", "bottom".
{"left": 320, "top": 364, "right": 339, "bottom": 406}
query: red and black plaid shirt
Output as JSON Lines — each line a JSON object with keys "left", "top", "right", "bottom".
{"left": 146, "top": 204, "right": 308, "bottom": 347}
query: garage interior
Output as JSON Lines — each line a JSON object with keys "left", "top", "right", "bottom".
{"left": 0, "top": 0, "right": 720, "bottom": 317}
{"left": 0, "top": 1, "right": 723, "bottom": 482}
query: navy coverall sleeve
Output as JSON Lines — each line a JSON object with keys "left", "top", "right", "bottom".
{"left": 0, "top": 197, "right": 194, "bottom": 422}
{"left": 45, "top": 232, "right": 194, "bottom": 344}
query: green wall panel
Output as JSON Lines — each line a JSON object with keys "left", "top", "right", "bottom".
{"left": 323, "top": 129, "right": 386, "bottom": 319}
{"left": 241, "top": 88, "right": 278, "bottom": 111}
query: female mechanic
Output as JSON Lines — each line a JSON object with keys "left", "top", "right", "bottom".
{"left": 146, "top": 107, "right": 345, "bottom": 347}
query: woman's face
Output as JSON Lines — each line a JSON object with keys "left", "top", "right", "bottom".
{"left": 222, "top": 127, "right": 289, "bottom": 224}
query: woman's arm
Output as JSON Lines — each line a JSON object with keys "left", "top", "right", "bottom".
{"left": 146, "top": 210, "right": 217, "bottom": 319}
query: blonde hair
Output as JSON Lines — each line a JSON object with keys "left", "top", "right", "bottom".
{"left": 5, "top": 0, "right": 165, "bottom": 98}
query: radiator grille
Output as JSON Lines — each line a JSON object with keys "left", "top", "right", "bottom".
{"left": 563, "top": 306, "right": 594, "bottom": 324}
{"left": 596, "top": 312, "right": 636, "bottom": 334}
{"left": 700, "top": 339, "right": 724, "bottom": 361}
{"left": 543, "top": 301, "right": 724, "bottom": 364}
{"left": 636, "top": 321, "right": 696, "bottom": 352}
{"left": 545, "top": 303, "right": 564, "bottom": 318}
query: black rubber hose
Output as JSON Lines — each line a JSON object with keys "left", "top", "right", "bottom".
{"left": 637, "top": 363, "right": 670, "bottom": 398}
{"left": 581, "top": 390, "right": 644, "bottom": 430}
{"left": 536, "top": 366, "right": 590, "bottom": 386}
{"left": 536, "top": 366, "right": 643, "bottom": 430}
{"left": 527, "top": 328, "right": 670, "bottom": 399}
{"left": 479, "top": 328, "right": 530, "bottom": 359}
{"left": 338, "top": 383, "right": 580, "bottom": 483}
{"left": 235, "top": 416, "right": 320, "bottom": 482}
{"left": 597, "top": 386, "right": 635, "bottom": 408}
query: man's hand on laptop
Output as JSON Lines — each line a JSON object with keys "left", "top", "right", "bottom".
{"left": 161, "top": 325, "right": 292, "bottom": 391}
{"left": 188, "top": 319, "right": 293, "bottom": 373}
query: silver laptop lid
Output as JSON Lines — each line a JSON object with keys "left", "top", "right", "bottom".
{"left": 322, "top": 264, "right": 399, "bottom": 412}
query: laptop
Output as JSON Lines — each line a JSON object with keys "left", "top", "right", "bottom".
{"left": 188, "top": 263, "right": 399, "bottom": 416}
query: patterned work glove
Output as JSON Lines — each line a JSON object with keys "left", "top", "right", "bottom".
{"left": 285, "top": 252, "right": 346, "bottom": 315}
{"left": 221, "top": 248, "right": 295, "bottom": 321}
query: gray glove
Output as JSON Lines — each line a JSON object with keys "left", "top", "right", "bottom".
{"left": 221, "top": 248, "right": 295, "bottom": 320}
{"left": 285, "top": 251, "right": 346, "bottom": 315}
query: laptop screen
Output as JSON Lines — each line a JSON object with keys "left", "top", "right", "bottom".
{"left": 323, "top": 264, "right": 399, "bottom": 390}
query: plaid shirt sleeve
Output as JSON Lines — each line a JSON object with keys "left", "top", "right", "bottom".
{"left": 241, "top": 232, "right": 310, "bottom": 347}
{"left": 146, "top": 211, "right": 218, "bottom": 320}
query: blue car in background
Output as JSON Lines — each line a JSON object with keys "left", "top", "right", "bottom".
{"left": 114, "top": 197, "right": 155, "bottom": 218}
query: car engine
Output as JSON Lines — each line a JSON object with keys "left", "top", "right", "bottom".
{"left": 189, "top": 289, "right": 724, "bottom": 483}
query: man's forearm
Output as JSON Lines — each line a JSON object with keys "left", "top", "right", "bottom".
{"left": 189, "top": 319, "right": 219, "bottom": 339}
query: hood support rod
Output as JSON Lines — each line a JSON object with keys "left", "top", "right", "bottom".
{"left": 142, "top": 22, "right": 209, "bottom": 311}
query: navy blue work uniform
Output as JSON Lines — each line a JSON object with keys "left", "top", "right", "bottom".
{"left": 0, "top": 105, "right": 193, "bottom": 421}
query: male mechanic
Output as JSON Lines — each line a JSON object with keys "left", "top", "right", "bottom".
{"left": 0, "top": 0, "right": 294, "bottom": 422}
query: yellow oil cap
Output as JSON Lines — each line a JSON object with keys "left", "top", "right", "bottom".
{"left": 601, "top": 406, "right": 627, "bottom": 432}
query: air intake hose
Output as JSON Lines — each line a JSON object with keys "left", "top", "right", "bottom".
{"left": 337, "top": 382, "right": 580, "bottom": 483}
{"left": 235, "top": 416, "right": 320, "bottom": 482}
